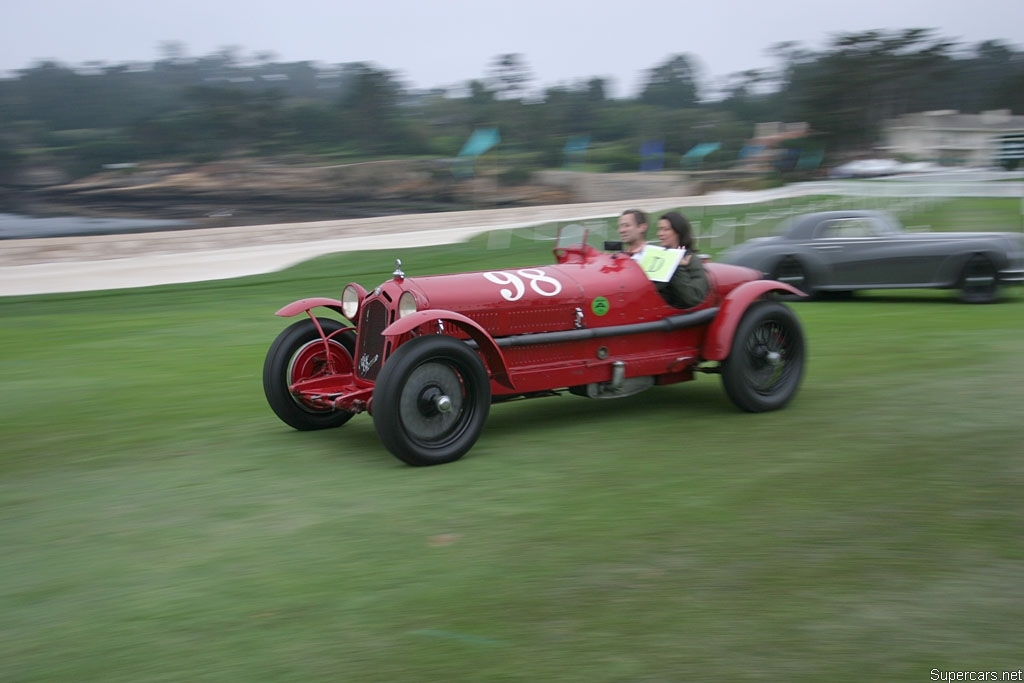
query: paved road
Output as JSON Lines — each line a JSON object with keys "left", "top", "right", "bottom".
{"left": 0, "top": 197, "right": 696, "bottom": 296}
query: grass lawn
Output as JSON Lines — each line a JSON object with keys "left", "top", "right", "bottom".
{"left": 2, "top": 213, "right": 1023, "bottom": 681}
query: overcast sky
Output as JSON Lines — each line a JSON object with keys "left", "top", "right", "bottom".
{"left": 3, "top": 0, "right": 1023, "bottom": 97}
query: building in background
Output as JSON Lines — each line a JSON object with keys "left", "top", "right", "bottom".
{"left": 881, "top": 110, "right": 1024, "bottom": 168}
{"left": 736, "top": 122, "right": 818, "bottom": 173}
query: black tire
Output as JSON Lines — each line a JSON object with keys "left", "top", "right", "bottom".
{"left": 372, "top": 335, "right": 491, "bottom": 466}
{"left": 720, "top": 301, "right": 806, "bottom": 413}
{"left": 958, "top": 254, "right": 998, "bottom": 304}
{"left": 770, "top": 257, "right": 814, "bottom": 298}
{"left": 263, "top": 318, "right": 356, "bottom": 431}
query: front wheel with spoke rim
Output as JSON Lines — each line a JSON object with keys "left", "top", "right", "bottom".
{"left": 263, "top": 318, "right": 356, "bottom": 430}
{"left": 720, "top": 301, "right": 806, "bottom": 412}
{"left": 372, "top": 335, "right": 491, "bottom": 466}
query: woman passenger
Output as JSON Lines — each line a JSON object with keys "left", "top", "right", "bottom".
{"left": 654, "top": 211, "right": 709, "bottom": 308}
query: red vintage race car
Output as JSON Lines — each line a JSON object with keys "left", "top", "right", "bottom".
{"left": 263, "top": 228, "right": 807, "bottom": 466}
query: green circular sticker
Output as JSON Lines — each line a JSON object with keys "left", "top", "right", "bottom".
{"left": 591, "top": 296, "right": 610, "bottom": 316}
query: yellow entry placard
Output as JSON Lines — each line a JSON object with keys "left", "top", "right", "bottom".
{"left": 638, "top": 245, "right": 685, "bottom": 282}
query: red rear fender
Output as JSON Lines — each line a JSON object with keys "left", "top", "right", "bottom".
{"left": 702, "top": 281, "right": 804, "bottom": 361}
{"left": 275, "top": 297, "right": 345, "bottom": 318}
{"left": 382, "top": 310, "right": 514, "bottom": 390}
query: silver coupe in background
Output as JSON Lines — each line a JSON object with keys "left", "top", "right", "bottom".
{"left": 721, "top": 210, "right": 1024, "bottom": 303}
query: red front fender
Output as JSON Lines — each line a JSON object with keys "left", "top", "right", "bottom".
{"left": 702, "top": 281, "right": 805, "bottom": 361}
{"left": 382, "top": 310, "right": 514, "bottom": 390}
{"left": 275, "top": 297, "right": 345, "bottom": 318}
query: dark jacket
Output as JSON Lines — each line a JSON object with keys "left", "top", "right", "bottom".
{"left": 656, "top": 253, "right": 709, "bottom": 308}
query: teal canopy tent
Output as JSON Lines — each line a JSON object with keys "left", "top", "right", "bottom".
{"left": 453, "top": 128, "right": 501, "bottom": 177}
{"left": 459, "top": 128, "right": 501, "bottom": 157}
{"left": 563, "top": 135, "right": 590, "bottom": 168}
{"left": 796, "top": 147, "right": 824, "bottom": 171}
{"left": 681, "top": 142, "right": 721, "bottom": 168}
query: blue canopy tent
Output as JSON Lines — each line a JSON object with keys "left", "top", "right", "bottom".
{"left": 639, "top": 140, "right": 665, "bottom": 171}
{"left": 738, "top": 143, "right": 765, "bottom": 160}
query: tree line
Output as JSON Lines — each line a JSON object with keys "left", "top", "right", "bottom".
{"left": 0, "top": 29, "right": 1022, "bottom": 186}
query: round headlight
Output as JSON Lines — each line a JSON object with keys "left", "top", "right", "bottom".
{"left": 341, "top": 284, "right": 365, "bottom": 320}
{"left": 398, "top": 291, "right": 418, "bottom": 318}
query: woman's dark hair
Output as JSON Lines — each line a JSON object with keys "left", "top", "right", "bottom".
{"left": 659, "top": 211, "right": 696, "bottom": 251}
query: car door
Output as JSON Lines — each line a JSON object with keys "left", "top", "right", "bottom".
{"left": 811, "top": 217, "right": 894, "bottom": 287}
{"left": 866, "top": 231, "right": 952, "bottom": 286}
{"left": 828, "top": 216, "right": 954, "bottom": 287}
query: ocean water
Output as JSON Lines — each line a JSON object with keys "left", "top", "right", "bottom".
{"left": 0, "top": 213, "right": 193, "bottom": 240}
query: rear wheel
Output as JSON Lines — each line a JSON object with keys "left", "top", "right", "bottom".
{"left": 721, "top": 301, "right": 806, "bottom": 412}
{"left": 958, "top": 255, "right": 998, "bottom": 304}
{"left": 263, "top": 318, "right": 356, "bottom": 430}
{"left": 372, "top": 335, "right": 491, "bottom": 466}
{"left": 770, "top": 257, "right": 814, "bottom": 298}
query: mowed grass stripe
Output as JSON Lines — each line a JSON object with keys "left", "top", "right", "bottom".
{"left": 1, "top": 213, "right": 1023, "bottom": 681}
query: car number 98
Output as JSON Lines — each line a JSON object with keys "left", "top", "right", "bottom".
{"left": 482, "top": 269, "right": 562, "bottom": 301}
